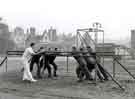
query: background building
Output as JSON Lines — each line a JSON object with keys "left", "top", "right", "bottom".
{"left": 48, "top": 26, "right": 57, "bottom": 41}
{"left": 40, "top": 27, "right": 57, "bottom": 43}
{"left": 0, "top": 19, "right": 15, "bottom": 53}
{"left": 12, "top": 27, "right": 25, "bottom": 49}
{"left": 41, "top": 30, "right": 50, "bottom": 42}
{"left": 0, "top": 23, "right": 9, "bottom": 39}
{"left": 30, "top": 27, "right": 36, "bottom": 36}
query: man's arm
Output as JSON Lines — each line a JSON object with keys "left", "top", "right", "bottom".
{"left": 29, "top": 47, "right": 36, "bottom": 54}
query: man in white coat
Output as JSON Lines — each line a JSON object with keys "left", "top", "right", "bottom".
{"left": 22, "top": 42, "right": 37, "bottom": 82}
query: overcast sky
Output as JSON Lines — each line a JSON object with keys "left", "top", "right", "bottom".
{"left": 0, "top": 0, "right": 135, "bottom": 41}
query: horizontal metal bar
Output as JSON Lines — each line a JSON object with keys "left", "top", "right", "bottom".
{"left": 77, "top": 28, "right": 92, "bottom": 32}
{"left": 7, "top": 50, "right": 115, "bottom": 53}
{"left": 77, "top": 28, "right": 104, "bottom": 32}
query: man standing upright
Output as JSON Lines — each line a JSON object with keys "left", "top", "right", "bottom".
{"left": 22, "top": 42, "right": 37, "bottom": 82}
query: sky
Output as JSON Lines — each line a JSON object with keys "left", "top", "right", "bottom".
{"left": 0, "top": 0, "right": 135, "bottom": 41}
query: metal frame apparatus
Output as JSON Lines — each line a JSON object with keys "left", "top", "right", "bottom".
{"left": 76, "top": 27, "right": 105, "bottom": 85}
{"left": 2, "top": 50, "right": 135, "bottom": 90}
{"left": 76, "top": 27, "right": 105, "bottom": 65}
{"left": 3, "top": 50, "right": 125, "bottom": 90}
{"left": 75, "top": 25, "right": 135, "bottom": 90}
{"left": 76, "top": 26, "right": 105, "bottom": 75}
{"left": 76, "top": 27, "right": 104, "bottom": 49}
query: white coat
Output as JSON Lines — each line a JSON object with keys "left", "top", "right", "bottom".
{"left": 22, "top": 47, "right": 36, "bottom": 81}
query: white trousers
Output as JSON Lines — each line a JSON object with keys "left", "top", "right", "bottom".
{"left": 22, "top": 58, "right": 35, "bottom": 81}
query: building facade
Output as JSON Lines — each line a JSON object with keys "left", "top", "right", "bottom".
{"left": 12, "top": 27, "right": 25, "bottom": 48}
{"left": 48, "top": 27, "right": 57, "bottom": 41}
{"left": 30, "top": 27, "right": 36, "bottom": 36}
{"left": 40, "top": 27, "right": 57, "bottom": 42}
{"left": 0, "top": 23, "right": 9, "bottom": 39}
{"left": 42, "top": 30, "right": 50, "bottom": 42}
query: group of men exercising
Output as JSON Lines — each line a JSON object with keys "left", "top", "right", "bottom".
{"left": 72, "top": 46, "right": 108, "bottom": 81}
{"left": 71, "top": 46, "right": 109, "bottom": 82}
{"left": 29, "top": 45, "right": 109, "bottom": 82}
{"left": 30, "top": 47, "right": 58, "bottom": 78}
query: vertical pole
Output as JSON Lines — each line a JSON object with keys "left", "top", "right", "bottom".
{"left": 102, "top": 30, "right": 105, "bottom": 67}
{"left": 113, "top": 57, "right": 116, "bottom": 78}
{"left": 93, "top": 23, "right": 102, "bottom": 85}
{"left": 76, "top": 31, "right": 79, "bottom": 48}
{"left": 95, "top": 28, "right": 98, "bottom": 46}
{"left": 5, "top": 51, "right": 8, "bottom": 72}
{"left": 123, "top": 48, "right": 126, "bottom": 63}
{"left": 94, "top": 64, "right": 98, "bottom": 85}
{"left": 67, "top": 56, "right": 69, "bottom": 72}
{"left": 94, "top": 25, "right": 98, "bottom": 85}
{"left": 94, "top": 27, "right": 98, "bottom": 85}
{"left": 5, "top": 56, "right": 7, "bottom": 72}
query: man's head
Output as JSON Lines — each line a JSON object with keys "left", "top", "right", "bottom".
{"left": 72, "top": 46, "right": 77, "bottom": 51}
{"left": 80, "top": 47, "right": 84, "bottom": 51}
{"left": 30, "top": 42, "right": 35, "bottom": 49}
{"left": 86, "top": 46, "right": 92, "bottom": 52}
{"left": 48, "top": 48, "right": 51, "bottom": 51}
{"left": 54, "top": 48, "right": 58, "bottom": 51}
{"left": 39, "top": 46, "right": 44, "bottom": 51}
{"left": 86, "top": 46, "right": 91, "bottom": 49}
{"left": 40, "top": 47, "right": 44, "bottom": 49}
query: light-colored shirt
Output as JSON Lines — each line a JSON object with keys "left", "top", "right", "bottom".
{"left": 22, "top": 47, "right": 35, "bottom": 61}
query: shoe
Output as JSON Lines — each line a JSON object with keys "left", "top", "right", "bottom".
{"left": 104, "top": 78, "right": 109, "bottom": 81}
{"left": 31, "top": 79, "right": 37, "bottom": 82}
{"left": 48, "top": 75, "right": 52, "bottom": 78}
{"left": 85, "top": 77, "right": 94, "bottom": 81}
{"left": 53, "top": 74, "right": 58, "bottom": 77}
{"left": 37, "top": 75, "right": 42, "bottom": 79}
{"left": 77, "top": 79, "right": 83, "bottom": 82}
{"left": 23, "top": 78, "right": 27, "bottom": 81}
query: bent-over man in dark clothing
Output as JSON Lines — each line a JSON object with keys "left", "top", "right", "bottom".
{"left": 71, "top": 46, "right": 93, "bottom": 82}
{"left": 80, "top": 47, "right": 104, "bottom": 80}
{"left": 48, "top": 48, "right": 58, "bottom": 77}
{"left": 29, "top": 47, "right": 45, "bottom": 78}
{"left": 87, "top": 46, "right": 109, "bottom": 80}
{"left": 41, "top": 48, "right": 59, "bottom": 78}
{"left": 40, "top": 53, "right": 52, "bottom": 78}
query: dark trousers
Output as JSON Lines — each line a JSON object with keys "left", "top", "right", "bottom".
{"left": 43, "top": 59, "right": 52, "bottom": 77}
{"left": 30, "top": 56, "right": 41, "bottom": 78}
{"left": 75, "top": 57, "right": 92, "bottom": 80}
{"left": 50, "top": 62, "right": 58, "bottom": 76}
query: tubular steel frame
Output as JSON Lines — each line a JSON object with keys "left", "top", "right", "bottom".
{"left": 4, "top": 50, "right": 127, "bottom": 90}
